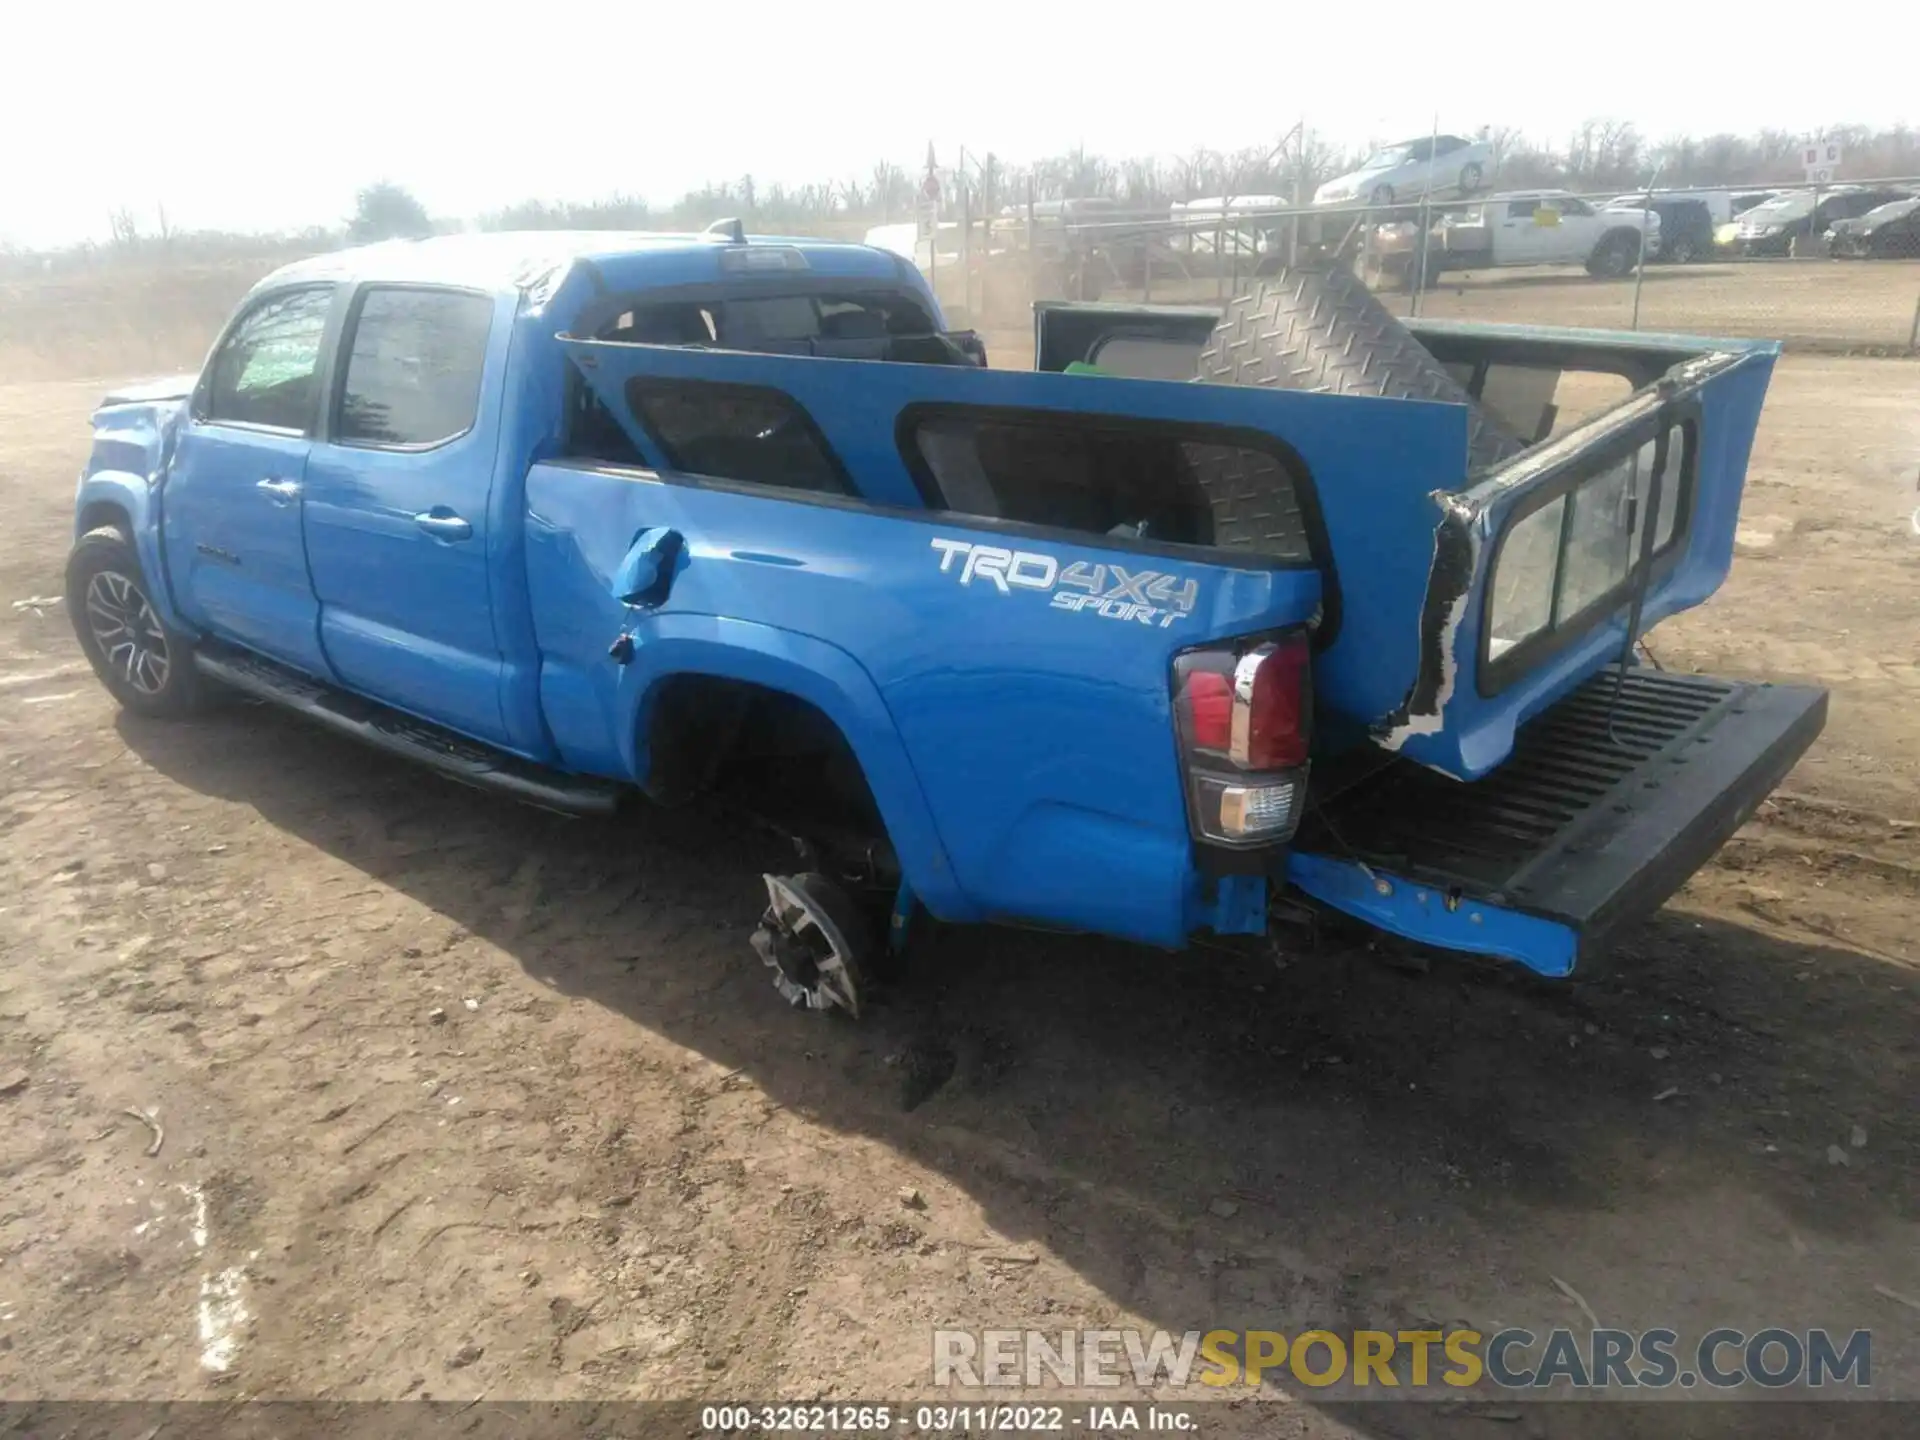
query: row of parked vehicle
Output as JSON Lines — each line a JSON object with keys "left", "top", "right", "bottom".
{"left": 1307, "top": 134, "right": 1919, "bottom": 255}
{"left": 1601, "top": 185, "right": 1919, "bottom": 261}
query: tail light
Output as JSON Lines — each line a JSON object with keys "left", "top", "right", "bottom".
{"left": 1171, "top": 631, "right": 1311, "bottom": 848}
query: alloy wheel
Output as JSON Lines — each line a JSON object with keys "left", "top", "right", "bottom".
{"left": 85, "top": 570, "right": 171, "bottom": 696}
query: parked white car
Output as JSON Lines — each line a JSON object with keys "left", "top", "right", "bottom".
{"left": 1314, "top": 135, "right": 1494, "bottom": 207}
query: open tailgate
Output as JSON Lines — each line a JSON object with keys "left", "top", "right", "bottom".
{"left": 1291, "top": 666, "right": 1825, "bottom": 974}
{"left": 1294, "top": 338, "right": 1827, "bottom": 971}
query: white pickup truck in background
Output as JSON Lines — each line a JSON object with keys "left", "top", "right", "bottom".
{"left": 1421, "top": 190, "right": 1660, "bottom": 279}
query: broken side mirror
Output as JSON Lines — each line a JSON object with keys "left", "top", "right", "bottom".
{"left": 944, "top": 329, "right": 988, "bottom": 367}
{"left": 612, "top": 526, "right": 682, "bottom": 607}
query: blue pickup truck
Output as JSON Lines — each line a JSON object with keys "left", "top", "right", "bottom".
{"left": 68, "top": 227, "right": 1825, "bottom": 1015}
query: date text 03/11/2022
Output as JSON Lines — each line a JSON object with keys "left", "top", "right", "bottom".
{"left": 699, "top": 1402, "right": 1197, "bottom": 1432}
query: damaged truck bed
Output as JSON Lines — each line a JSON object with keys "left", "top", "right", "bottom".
{"left": 65, "top": 233, "right": 1824, "bottom": 1011}
{"left": 1033, "top": 296, "right": 1823, "bottom": 973}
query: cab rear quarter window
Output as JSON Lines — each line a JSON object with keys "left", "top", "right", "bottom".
{"left": 334, "top": 288, "right": 493, "bottom": 448}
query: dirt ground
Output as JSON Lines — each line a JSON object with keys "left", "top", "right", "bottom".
{"left": 1, "top": 314, "right": 1918, "bottom": 1435}
{"left": 969, "top": 257, "right": 1920, "bottom": 354}
{"left": 1396, "top": 259, "right": 1920, "bottom": 348}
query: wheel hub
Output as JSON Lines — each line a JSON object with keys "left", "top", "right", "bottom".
{"left": 750, "top": 874, "right": 866, "bottom": 1017}
{"left": 84, "top": 570, "right": 170, "bottom": 696}
{"left": 764, "top": 927, "right": 820, "bottom": 990}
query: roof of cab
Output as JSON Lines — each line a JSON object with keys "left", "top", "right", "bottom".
{"left": 251, "top": 230, "right": 910, "bottom": 298}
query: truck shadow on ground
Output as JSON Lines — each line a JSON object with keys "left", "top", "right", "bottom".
{"left": 119, "top": 702, "right": 1919, "bottom": 1440}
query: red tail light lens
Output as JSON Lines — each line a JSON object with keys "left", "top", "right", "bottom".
{"left": 1183, "top": 670, "right": 1233, "bottom": 752}
{"left": 1172, "top": 631, "right": 1312, "bottom": 848}
{"left": 1239, "top": 633, "right": 1310, "bottom": 769}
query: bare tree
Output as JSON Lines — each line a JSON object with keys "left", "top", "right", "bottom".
{"left": 869, "top": 161, "right": 907, "bottom": 221}
{"left": 1485, "top": 125, "right": 1524, "bottom": 178}
{"left": 1173, "top": 148, "right": 1222, "bottom": 201}
{"left": 1120, "top": 157, "right": 1163, "bottom": 204}
{"left": 108, "top": 208, "right": 139, "bottom": 252}
{"left": 1061, "top": 146, "right": 1115, "bottom": 199}
{"left": 976, "top": 152, "right": 1003, "bottom": 218}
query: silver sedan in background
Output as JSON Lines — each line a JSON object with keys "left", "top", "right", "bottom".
{"left": 1314, "top": 134, "right": 1494, "bottom": 207}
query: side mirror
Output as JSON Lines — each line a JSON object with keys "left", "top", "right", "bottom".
{"left": 944, "top": 329, "right": 989, "bottom": 367}
{"left": 611, "top": 527, "right": 682, "bottom": 606}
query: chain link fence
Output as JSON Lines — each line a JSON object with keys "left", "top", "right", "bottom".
{"left": 909, "top": 179, "right": 1920, "bottom": 358}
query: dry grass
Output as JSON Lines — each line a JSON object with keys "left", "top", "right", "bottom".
{"left": 0, "top": 258, "right": 286, "bottom": 383}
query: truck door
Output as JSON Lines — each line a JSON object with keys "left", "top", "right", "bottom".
{"left": 1501, "top": 197, "right": 1559, "bottom": 265}
{"left": 302, "top": 287, "right": 511, "bottom": 745}
{"left": 162, "top": 286, "right": 337, "bottom": 677}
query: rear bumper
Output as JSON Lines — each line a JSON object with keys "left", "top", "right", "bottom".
{"left": 1286, "top": 668, "right": 1828, "bottom": 975}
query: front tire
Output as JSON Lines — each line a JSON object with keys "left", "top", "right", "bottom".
{"left": 1459, "top": 162, "right": 1485, "bottom": 193}
{"left": 1586, "top": 231, "right": 1640, "bottom": 279}
{"left": 66, "top": 527, "right": 206, "bottom": 717}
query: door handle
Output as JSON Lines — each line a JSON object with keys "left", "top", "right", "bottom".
{"left": 414, "top": 510, "right": 473, "bottom": 542}
{"left": 257, "top": 477, "right": 302, "bottom": 505}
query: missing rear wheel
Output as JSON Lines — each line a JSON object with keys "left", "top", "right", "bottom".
{"left": 751, "top": 872, "right": 873, "bottom": 1018}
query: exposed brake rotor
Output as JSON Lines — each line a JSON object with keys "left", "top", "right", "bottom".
{"left": 750, "top": 873, "right": 868, "bottom": 1018}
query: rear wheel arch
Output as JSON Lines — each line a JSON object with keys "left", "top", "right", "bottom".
{"left": 640, "top": 673, "right": 896, "bottom": 886}
{"left": 638, "top": 675, "right": 868, "bottom": 799}
{"left": 623, "top": 639, "right": 969, "bottom": 917}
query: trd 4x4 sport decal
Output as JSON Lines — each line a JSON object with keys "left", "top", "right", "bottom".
{"left": 930, "top": 538, "right": 1198, "bottom": 630}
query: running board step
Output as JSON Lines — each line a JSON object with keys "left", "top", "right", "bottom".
{"left": 194, "top": 644, "right": 624, "bottom": 817}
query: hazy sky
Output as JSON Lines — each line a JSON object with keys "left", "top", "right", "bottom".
{"left": 1, "top": 0, "right": 1908, "bottom": 249}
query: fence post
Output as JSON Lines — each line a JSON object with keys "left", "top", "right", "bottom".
{"left": 1290, "top": 117, "right": 1307, "bottom": 268}
{"left": 958, "top": 181, "right": 969, "bottom": 320}
{"left": 1910, "top": 290, "right": 1920, "bottom": 353}
{"left": 1630, "top": 177, "right": 1657, "bottom": 331}
{"left": 1025, "top": 177, "right": 1036, "bottom": 302}
{"left": 1410, "top": 111, "right": 1439, "bottom": 317}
